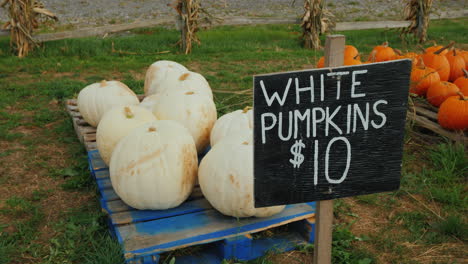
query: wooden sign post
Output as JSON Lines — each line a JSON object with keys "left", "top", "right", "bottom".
{"left": 313, "top": 34, "right": 345, "bottom": 264}
{"left": 253, "top": 36, "right": 412, "bottom": 263}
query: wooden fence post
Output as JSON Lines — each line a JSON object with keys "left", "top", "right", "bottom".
{"left": 313, "top": 34, "right": 345, "bottom": 264}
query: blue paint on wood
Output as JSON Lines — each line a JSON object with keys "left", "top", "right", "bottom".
{"left": 101, "top": 188, "right": 119, "bottom": 201}
{"left": 94, "top": 169, "right": 110, "bottom": 180}
{"left": 174, "top": 232, "right": 306, "bottom": 264}
{"left": 88, "top": 149, "right": 108, "bottom": 172}
{"left": 96, "top": 177, "right": 112, "bottom": 190}
{"left": 245, "top": 232, "right": 306, "bottom": 259}
{"left": 218, "top": 235, "right": 252, "bottom": 261}
{"left": 84, "top": 149, "right": 316, "bottom": 264}
{"left": 110, "top": 199, "right": 212, "bottom": 226}
{"left": 118, "top": 203, "right": 315, "bottom": 255}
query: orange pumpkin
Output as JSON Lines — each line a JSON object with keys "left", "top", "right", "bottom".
{"left": 422, "top": 44, "right": 452, "bottom": 82}
{"left": 368, "top": 42, "right": 396, "bottom": 62}
{"left": 404, "top": 52, "right": 420, "bottom": 65}
{"left": 316, "top": 57, "right": 324, "bottom": 68}
{"left": 454, "top": 69, "right": 468, "bottom": 96}
{"left": 445, "top": 49, "right": 466, "bottom": 82}
{"left": 426, "top": 81, "right": 460, "bottom": 107}
{"left": 344, "top": 54, "right": 362, "bottom": 66}
{"left": 344, "top": 45, "right": 359, "bottom": 60}
{"left": 437, "top": 92, "right": 468, "bottom": 130}
{"left": 460, "top": 51, "right": 468, "bottom": 70}
{"left": 409, "top": 60, "right": 440, "bottom": 96}
{"left": 425, "top": 45, "right": 449, "bottom": 55}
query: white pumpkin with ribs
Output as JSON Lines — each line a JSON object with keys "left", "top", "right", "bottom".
{"left": 110, "top": 121, "right": 197, "bottom": 210}
{"left": 96, "top": 105, "right": 157, "bottom": 165}
{"left": 144, "top": 60, "right": 188, "bottom": 96}
{"left": 77, "top": 80, "right": 139, "bottom": 127}
{"left": 199, "top": 136, "right": 285, "bottom": 218}
{"left": 210, "top": 107, "right": 253, "bottom": 147}
{"left": 152, "top": 90, "right": 217, "bottom": 153}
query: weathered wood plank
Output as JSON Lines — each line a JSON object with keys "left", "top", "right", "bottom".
{"left": 96, "top": 177, "right": 112, "bottom": 190}
{"left": 85, "top": 142, "right": 97, "bottom": 151}
{"left": 83, "top": 133, "right": 96, "bottom": 142}
{"left": 94, "top": 169, "right": 109, "bottom": 179}
{"left": 34, "top": 18, "right": 173, "bottom": 42}
{"left": 117, "top": 203, "right": 315, "bottom": 256}
{"left": 88, "top": 150, "right": 107, "bottom": 171}
{"left": 408, "top": 113, "right": 467, "bottom": 144}
{"left": 335, "top": 21, "right": 410, "bottom": 31}
{"left": 101, "top": 186, "right": 205, "bottom": 214}
{"left": 110, "top": 199, "right": 212, "bottom": 226}
{"left": 66, "top": 99, "right": 77, "bottom": 106}
{"left": 411, "top": 105, "right": 438, "bottom": 121}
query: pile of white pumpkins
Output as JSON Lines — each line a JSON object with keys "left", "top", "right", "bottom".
{"left": 76, "top": 60, "right": 285, "bottom": 218}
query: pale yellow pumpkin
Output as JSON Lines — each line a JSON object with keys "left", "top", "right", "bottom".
{"left": 96, "top": 105, "right": 157, "bottom": 165}
{"left": 144, "top": 60, "right": 188, "bottom": 96}
{"left": 77, "top": 80, "right": 139, "bottom": 127}
{"left": 198, "top": 137, "right": 286, "bottom": 218}
{"left": 160, "top": 71, "right": 213, "bottom": 99}
{"left": 152, "top": 90, "right": 217, "bottom": 153}
{"left": 210, "top": 107, "right": 253, "bottom": 147}
{"left": 110, "top": 120, "right": 197, "bottom": 210}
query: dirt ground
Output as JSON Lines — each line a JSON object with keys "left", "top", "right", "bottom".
{"left": 0, "top": 0, "right": 466, "bottom": 27}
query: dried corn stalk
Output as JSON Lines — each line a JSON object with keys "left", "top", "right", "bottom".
{"left": 301, "top": 0, "right": 335, "bottom": 49}
{"left": 173, "top": 0, "right": 200, "bottom": 54}
{"left": 401, "top": 0, "right": 433, "bottom": 43}
{"left": 1, "top": 0, "right": 57, "bottom": 57}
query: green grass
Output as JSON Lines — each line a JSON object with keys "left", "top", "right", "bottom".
{"left": 0, "top": 18, "right": 466, "bottom": 263}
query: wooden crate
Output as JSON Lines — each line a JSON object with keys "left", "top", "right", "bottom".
{"left": 407, "top": 100, "right": 467, "bottom": 144}
{"left": 66, "top": 99, "right": 316, "bottom": 264}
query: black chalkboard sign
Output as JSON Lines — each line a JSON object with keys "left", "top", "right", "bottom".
{"left": 254, "top": 60, "right": 412, "bottom": 207}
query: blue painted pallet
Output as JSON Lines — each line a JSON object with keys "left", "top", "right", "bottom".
{"left": 87, "top": 149, "right": 316, "bottom": 264}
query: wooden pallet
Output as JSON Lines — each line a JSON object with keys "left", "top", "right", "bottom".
{"left": 66, "top": 99, "right": 316, "bottom": 264}
{"left": 407, "top": 100, "right": 467, "bottom": 144}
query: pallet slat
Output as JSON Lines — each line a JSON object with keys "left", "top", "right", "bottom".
{"left": 66, "top": 97, "right": 317, "bottom": 263}
{"left": 110, "top": 199, "right": 212, "bottom": 225}
{"left": 118, "top": 203, "right": 315, "bottom": 256}
{"left": 408, "top": 104, "right": 467, "bottom": 144}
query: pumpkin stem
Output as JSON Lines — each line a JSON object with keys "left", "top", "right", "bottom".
{"left": 434, "top": 41, "right": 455, "bottom": 55}
{"left": 148, "top": 126, "right": 157, "bottom": 132}
{"left": 100, "top": 80, "right": 107, "bottom": 87}
{"left": 416, "top": 58, "right": 426, "bottom": 68}
{"left": 185, "top": 91, "right": 195, "bottom": 95}
{"left": 179, "top": 72, "right": 190, "bottom": 81}
{"left": 242, "top": 106, "right": 252, "bottom": 113}
{"left": 456, "top": 92, "right": 467, "bottom": 101}
{"left": 381, "top": 41, "right": 388, "bottom": 47}
{"left": 124, "top": 106, "right": 134, "bottom": 118}
{"left": 453, "top": 48, "right": 457, "bottom": 57}
{"left": 353, "top": 54, "right": 360, "bottom": 60}
{"left": 462, "top": 68, "right": 468, "bottom": 78}
{"left": 393, "top": 48, "right": 402, "bottom": 56}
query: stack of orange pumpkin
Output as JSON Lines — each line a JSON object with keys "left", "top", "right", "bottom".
{"left": 316, "top": 42, "right": 468, "bottom": 131}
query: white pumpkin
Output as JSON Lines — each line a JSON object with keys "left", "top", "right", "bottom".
{"left": 144, "top": 60, "right": 188, "bottom": 96}
{"left": 96, "top": 105, "right": 157, "bottom": 165}
{"left": 210, "top": 107, "right": 253, "bottom": 146}
{"left": 159, "top": 71, "right": 213, "bottom": 99}
{"left": 152, "top": 90, "right": 217, "bottom": 153}
{"left": 139, "top": 94, "right": 158, "bottom": 111}
{"left": 110, "top": 120, "right": 197, "bottom": 210}
{"left": 77, "top": 80, "right": 139, "bottom": 127}
{"left": 199, "top": 138, "right": 285, "bottom": 218}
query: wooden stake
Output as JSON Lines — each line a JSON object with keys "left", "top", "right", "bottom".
{"left": 313, "top": 34, "right": 345, "bottom": 264}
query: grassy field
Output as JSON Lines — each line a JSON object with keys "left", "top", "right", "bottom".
{"left": 0, "top": 18, "right": 467, "bottom": 264}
